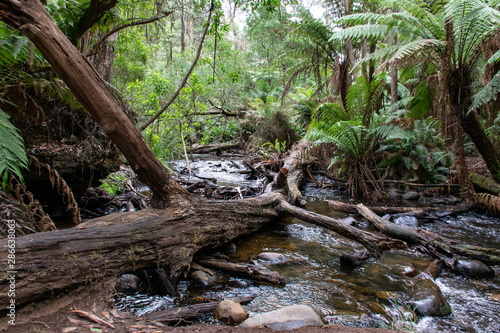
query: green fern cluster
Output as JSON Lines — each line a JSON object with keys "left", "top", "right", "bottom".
{"left": 0, "top": 107, "right": 28, "bottom": 189}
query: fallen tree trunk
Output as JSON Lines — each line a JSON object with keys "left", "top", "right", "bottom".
{"left": 356, "top": 204, "right": 500, "bottom": 265}
{"left": 325, "top": 200, "right": 475, "bottom": 215}
{"left": 188, "top": 142, "right": 241, "bottom": 154}
{"left": 278, "top": 201, "right": 407, "bottom": 257}
{"left": 0, "top": 193, "right": 282, "bottom": 309}
{"left": 469, "top": 172, "right": 500, "bottom": 195}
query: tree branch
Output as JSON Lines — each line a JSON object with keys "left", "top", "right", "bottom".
{"left": 88, "top": 12, "right": 173, "bottom": 57}
{"left": 69, "top": 0, "right": 118, "bottom": 44}
{"left": 138, "top": 1, "right": 214, "bottom": 132}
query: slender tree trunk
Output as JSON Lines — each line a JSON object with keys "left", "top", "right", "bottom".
{"left": 188, "top": 0, "right": 194, "bottom": 48}
{"left": 0, "top": 0, "right": 192, "bottom": 208}
{"left": 180, "top": 0, "right": 186, "bottom": 53}
{"left": 390, "top": 34, "right": 398, "bottom": 105}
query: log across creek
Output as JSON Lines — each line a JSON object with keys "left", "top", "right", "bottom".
{"left": 1, "top": 144, "right": 499, "bottom": 310}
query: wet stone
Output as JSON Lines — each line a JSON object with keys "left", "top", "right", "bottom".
{"left": 386, "top": 188, "right": 401, "bottom": 200}
{"left": 222, "top": 242, "right": 237, "bottom": 255}
{"left": 240, "top": 305, "right": 324, "bottom": 329}
{"left": 402, "top": 190, "right": 419, "bottom": 200}
{"left": 258, "top": 252, "right": 286, "bottom": 264}
{"left": 375, "top": 291, "right": 401, "bottom": 300}
{"left": 190, "top": 269, "right": 219, "bottom": 287}
{"left": 116, "top": 274, "right": 142, "bottom": 293}
{"left": 455, "top": 259, "right": 495, "bottom": 279}
{"left": 395, "top": 216, "right": 419, "bottom": 227}
{"left": 408, "top": 279, "right": 452, "bottom": 317}
{"left": 214, "top": 299, "right": 249, "bottom": 325}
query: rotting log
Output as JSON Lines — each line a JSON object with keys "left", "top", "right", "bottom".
{"left": 469, "top": 173, "right": 500, "bottom": 195}
{"left": 357, "top": 204, "right": 500, "bottom": 265}
{"left": 188, "top": 142, "right": 241, "bottom": 154}
{"left": 325, "top": 200, "right": 475, "bottom": 215}
{"left": 144, "top": 296, "right": 254, "bottom": 322}
{"left": 197, "top": 258, "right": 286, "bottom": 285}
{"left": 266, "top": 139, "right": 308, "bottom": 206}
{"left": 0, "top": 193, "right": 283, "bottom": 309}
{"left": 278, "top": 201, "right": 407, "bottom": 257}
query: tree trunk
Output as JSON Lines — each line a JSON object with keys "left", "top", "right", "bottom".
{"left": 0, "top": 193, "right": 283, "bottom": 309}
{"left": 0, "top": 0, "right": 191, "bottom": 208}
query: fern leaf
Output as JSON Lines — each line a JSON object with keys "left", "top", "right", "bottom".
{"left": 470, "top": 72, "right": 500, "bottom": 112}
{"left": 0, "top": 108, "right": 28, "bottom": 186}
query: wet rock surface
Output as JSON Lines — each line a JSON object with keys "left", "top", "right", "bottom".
{"left": 240, "top": 305, "right": 324, "bottom": 329}
{"left": 455, "top": 259, "right": 495, "bottom": 279}
{"left": 407, "top": 279, "right": 452, "bottom": 317}
{"left": 214, "top": 299, "right": 249, "bottom": 324}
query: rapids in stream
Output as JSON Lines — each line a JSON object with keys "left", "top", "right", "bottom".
{"left": 115, "top": 155, "right": 500, "bottom": 333}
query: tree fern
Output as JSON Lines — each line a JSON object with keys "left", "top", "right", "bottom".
{"left": 470, "top": 71, "right": 500, "bottom": 112}
{"left": 0, "top": 107, "right": 28, "bottom": 188}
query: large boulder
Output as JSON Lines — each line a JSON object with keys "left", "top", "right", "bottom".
{"left": 214, "top": 299, "right": 249, "bottom": 325}
{"left": 408, "top": 279, "right": 452, "bottom": 317}
{"left": 240, "top": 305, "right": 324, "bottom": 330}
{"left": 455, "top": 259, "right": 495, "bottom": 279}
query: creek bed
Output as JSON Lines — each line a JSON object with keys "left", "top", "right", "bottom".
{"left": 116, "top": 156, "right": 500, "bottom": 333}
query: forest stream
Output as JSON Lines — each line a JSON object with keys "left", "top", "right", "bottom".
{"left": 114, "top": 155, "right": 500, "bottom": 333}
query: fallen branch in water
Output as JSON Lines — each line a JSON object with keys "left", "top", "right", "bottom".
{"left": 356, "top": 203, "right": 500, "bottom": 265}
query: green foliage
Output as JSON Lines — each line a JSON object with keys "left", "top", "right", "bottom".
{"left": 0, "top": 108, "right": 29, "bottom": 189}
{"left": 99, "top": 172, "right": 127, "bottom": 196}
{"left": 377, "top": 118, "right": 454, "bottom": 183}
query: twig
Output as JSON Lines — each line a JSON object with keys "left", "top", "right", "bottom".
{"left": 70, "top": 308, "right": 116, "bottom": 329}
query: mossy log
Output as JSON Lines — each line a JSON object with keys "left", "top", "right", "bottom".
{"left": 469, "top": 172, "right": 500, "bottom": 195}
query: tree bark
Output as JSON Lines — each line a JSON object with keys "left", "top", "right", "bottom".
{"left": 0, "top": 0, "right": 191, "bottom": 208}
{"left": 0, "top": 193, "right": 283, "bottom": 309}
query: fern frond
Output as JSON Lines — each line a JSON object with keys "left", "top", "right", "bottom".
{"left": 0, "top": 108, "right": 28, "bottom": 187}
{"left": 469, "top": 72, "right": 500, "bottom": 112}
{"left": 487, "top": 49, "right": 500, "bottom": 64}
{"left": 330, "top": 25, "right": 388, "bottom": 43}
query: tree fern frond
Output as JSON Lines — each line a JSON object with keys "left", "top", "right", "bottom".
{"left": 330, "top": 25, "right": 388, "bottom": 43}
{"left": 0, "top": 107, "right": 28, "bottom": 187}
{"left": 487, "top": 49, "right": 500, "bottom": 64}
{"left": 469, "top": 72, "right": 500, "bottom": 112}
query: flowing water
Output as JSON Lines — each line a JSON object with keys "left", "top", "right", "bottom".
{"left": 115, "top": 156, "right": 500, "bottom": 333}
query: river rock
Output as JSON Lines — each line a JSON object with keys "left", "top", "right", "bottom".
{"left": 190, "top": 268, "right": 219, "bottom": 287}
{"left": 424, "top": 261, "right": 443, "bottom": 279}
{"left": 214, "top": 299, "right": 249, "bottom": 324}
{"left": 386, "top": 187, "right": 401, "bottom": 200}
{"left": 402, "top": 190, "right": 419, "bottom": 200}
{"left": 408, "top": 279, "right": 452, "bottom": 317}
{"left": 116, "top": 274, "right": 142, "bottom": 293}
{"left": 222, "top": 242, "right": 237, "bottom": 254}
{"left": 455, "top": 259, "right": 495, "bottom": 279}
{"left": 258, "top": 252, "right": 286, "bottom": 264}
{"left": 395, "top": 216, "right": 419, "bottom": 227}
{"left": 239, "top": 305, "right": 324, "bottom": 329}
